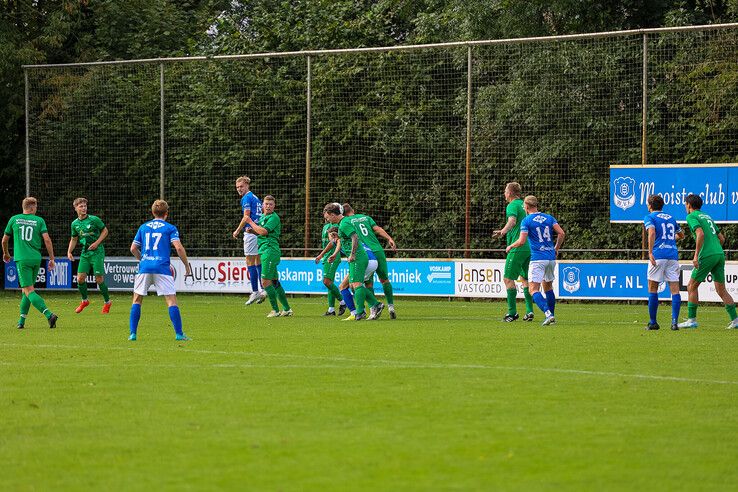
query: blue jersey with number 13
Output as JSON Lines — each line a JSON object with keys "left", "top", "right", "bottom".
{"left": 132, "top": 219, "right": 180, "bottom": 275}
{"left": 521, "top": 212, "right": 558, "bottom": 261}
{"left": 643, "top": 211, "right": 679, "bottom": 260}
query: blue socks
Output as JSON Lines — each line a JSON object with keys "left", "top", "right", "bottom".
{"left": 545, "top": 290, "right": 556, "bottom": 315}
{"left": 129, "top": 303, "right": 141, "bottom": 335}
{"left": 248, "top": 265, "right": 259, "bottom": 293}
{"left": 648, "top": 293, "right": 659, "bottom": 324}
{"left": 671, "top": 294, "right": 681, "bottom": 323}
{"left": 168, "top": 306, "right": 183, "bottom": 336}
{"left": 532, "top": 292, "right": 552, "bottom": 317}
{"left": 340, "top": 288, "right": 355, "bottom": 313}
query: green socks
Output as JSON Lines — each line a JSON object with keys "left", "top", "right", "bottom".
{"left": 99, "top": 282, "right": 110, "bottom": 303}
{"left": 364, "top": 286, "right": 379, "bottom": 308}
{"left": 18, "top": 294, "right": 31, "bottom": 326}
{"left": 355, "top": 286, "right": 367, "bottom": 315}
{"left": 328, "top": 283, "right": 342, "bottom": 307}
{"left": 78, "top": 281, "right": 88, "bottom": 300}
{"left": 276, "top": 284, "right": 291, "bottom": 310}
{"left": 506, "top": 288, "right": 517, "bottom": 315}
{"left": 727, "top": 304, "right": 737, "bottom": 320}
{"left": 382, "top": 282, "right": 394, "bottom": 305}
{"left": 265, "top": 285, "right": 279, "bottom": 311}
{"left": 687, "top": 302, "right": 698, "bottom": 319}
{"left": 523, "top": 287, "right": 534, "bottom": 314}
{"left": 28, "top": 291, "right": 52, "bottom": 320}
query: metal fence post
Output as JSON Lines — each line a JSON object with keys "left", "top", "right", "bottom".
{"left": 25, "top": 69, "right": 30, "bottom": 196}
{"left": 641, "top": 34, "right": 648, "bottom": 259}
{"left": 304, "top": 55, "right": 312, "bottom": 256}
{"left": 160, "top": 63, "right": 165, "bottom": 200}
{"left": 465, "top": 46, "right": 472, "bottom": 259}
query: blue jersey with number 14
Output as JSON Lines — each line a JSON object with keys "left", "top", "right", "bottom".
{"left": 241, "top": 191, "right": 262, "bottom": 227}
{"left": 643, "top": 211, "right": 679, "bottom": 260}
{"left": 132, "top": 219, "right": 180, "bottom": 275}
{"left": 521, "top": 212, "right": 558, "bottom": 261}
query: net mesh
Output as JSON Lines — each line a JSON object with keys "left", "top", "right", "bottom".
{"left": 25, "top": 27, "right": 738, "bottom": 258}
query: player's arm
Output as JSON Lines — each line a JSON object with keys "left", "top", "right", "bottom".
{"left": 247, "top": 218, "right": 269, "bottom": 236}
{"left": 233, "top": 208, "right": 251, "bottom": 238}
{"left": 2, "top": 234, "right": 10, "bottom": 263}
{"left": 505, "top": 231, "right": 527, "bottom": 253}
{"left": 493, "top": 216, "right": 516, "bottom": 237}
{"left": 348, "top": 233, "right": 358, "bottom": 262}
{"left": 327, "top": 239, "right": 342, "bottom": 263}
{"left": 87, "top": 227, "right": 108, "bottom": 251}
{"left": 372, "top": 225, "right": 396, "bottom": 251}
{"left": 718, "top": 232, "right": 726, "bottom": 246}
{"left": 646, "top": 225, "right": 656, "bottom": 266}
{"left": 42, "top": 232, "right": 55, "bottom": 270}
{"left": 67, "top": 236, "right": 78, "bottom": 261}
{"left": 553, "top": 224, "right": 565, "bottom": 255}
{"left": 693, "top": 227, "right": 704, "bottom": 267}
{"left": 130, "top": 242, "right": 141, "bottom": 261}
{"left": 172, "top": 240, "right": 192, "bottom": 276}
{"left": 315, "top": 241, "right": 335, "bottom": 264}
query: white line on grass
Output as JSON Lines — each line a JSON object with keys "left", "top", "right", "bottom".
{"left": 1, "top": 342, "right": 737, "bottom": 385}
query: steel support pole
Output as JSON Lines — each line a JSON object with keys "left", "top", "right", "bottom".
{"left": 25, "top": 70, "right": 30, "bottom": 196}
{"left": 160, "top": 63, "right": 165, "bottom": 199}
{"left": 304, "top": 56, "right": 312, "bottom": 256}
{"left": 465, "top": 46, "right": 472, "bottom": 258}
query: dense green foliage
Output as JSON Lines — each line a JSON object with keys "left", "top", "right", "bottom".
{"left": 2, "top": 1, "right": 738, "bottom": 257}
{"left": 2, "top": 292, "right": 738, "bottom": 489}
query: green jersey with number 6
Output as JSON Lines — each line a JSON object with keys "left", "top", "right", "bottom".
{"left": 338, "top": 217, "right": 369, "bottom": 260}
{"left": 71, "top": 214, "right": 106, "bottom": 255}
{"left": 686, "top": 210, "right": 723, "bottom": 260}
{"left": 4, "top": 214, "right": 47, "bottom": 263}
{"left": 349, "top": 214, "right": 382, "bottom": 252}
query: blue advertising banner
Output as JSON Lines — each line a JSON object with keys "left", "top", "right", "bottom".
{"left": 610, "top": 164, "right": 738, "bottom": 223}
{"left": 559, "top": 262, "right": 680, "bottom": 300}
{"left": 4, "top": 259, "right": 71, "bottom": 290}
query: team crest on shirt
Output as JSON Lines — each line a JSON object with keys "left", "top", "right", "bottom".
{"left": 613, "top": 176, "right": 636, "bottom": 211}
{"left": 562, "top": 266, "right": 581, "bottom": 293}
{"left": 148, "top": 221, "right": 165, "bottom": 230}
{"left": 533, "top": 215, "right": 547, "bottom": 223}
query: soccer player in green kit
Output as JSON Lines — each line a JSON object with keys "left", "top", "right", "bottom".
{"left": 493, "top": 182, "right": 535, "bottom": 322}
{"left": 2, "top": 197, "right": 58, "bottom": 329}
{"left": 325, "top": 202, "right": 382, "bottom": 321}
{"left": 67, "top": 197, "right": 112, "bottom": 314}
{"left": 342, "top": 203, "right": 397, "bottom": 318}
{"left": 678, "top": 194, "right": 738, "bottom": 329}
{"left": 245, "top": 195, "right": 292, "bottom": 318}
{"left": 315, "top": 213, "right": 347, "bottom": 316}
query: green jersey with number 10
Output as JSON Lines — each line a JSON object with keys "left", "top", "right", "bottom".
{"left": 4, "top": 214, "right": 47, "bottom": 263}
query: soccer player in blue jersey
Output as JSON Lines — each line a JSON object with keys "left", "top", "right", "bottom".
{"left": 129, "top": 199, "right": 193, "bottom": 341}
{"left": 506, "top": 196, "right": 565, "bottom": 326}
{"left": 643, "top": 194, "right": 684, "bottom": 331}
{"left": 233, "top": 176, "right": 266, "bottom": 305}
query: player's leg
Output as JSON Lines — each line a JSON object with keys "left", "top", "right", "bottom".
{"left": 129, "top": 273, "right": 152, "bottom": 340}
{"left": 244, "top": 234, "right": 263, "bottom": 305}
{"left": 92, "top": 251, "right": 111, "bottom": 312}
{"left": 275, "top": 279, "right": 292, "bottom": 315}
{"left": 528, "top": 261, "right": 554, "bottom": 324}
{"left": 21, "top": 261, "right": 56, "bottom": 327}
{"left": 365, "top": 259, "right": 384, "bottom": 320}
{"left": 374, "top": 250, "right": 395, "bottom": 317}
{"left": 155, "top": 273, "right": 188, "bottom": 340}
{"left": 646, "top": 260, "right": 665, "bottom": 330}
{"left": 709, "top": 256, "right": 738, "bottom": 327}
{"left": 502, "top": 253, "right": 519, "bottom": 321}
{"left": 260, "top": 253, "right": 283, "bottom": 316}
{"left": 75, "top": 255, "right": 91, "bottom": 313}
{"left": 665, "top": 260, "right": 681, "bottom": 330}
{"left": 520, "top": 253, "right": 534, "bottom": 320}
{"left": 17, "top": 292, "right": 30, "bottom": 329}
{"left": 327, "top": 256, "right": 347, "bottom": 314}
{"left": 339, "top": 273, "right": 356, "bottom": 319}
{"left": 350, "top": 260, "right": 370, "bottom": 320}
{"left": 680, "top": 256, "right": 718, "bottom": 328}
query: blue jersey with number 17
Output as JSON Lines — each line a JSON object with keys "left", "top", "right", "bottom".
{"left": 643, "top": 211, "right": 679, "bottom": 260}
{"left": 521, "top": 212, "right": 558, "bottom": 261}
{"left": 132, "top": 219, "right": 180, "bottom": 275}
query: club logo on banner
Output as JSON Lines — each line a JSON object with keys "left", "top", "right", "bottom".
{"left": 613, "top": 176, "right": 636, "bottom": 211}
{"left": 562, "top": 266, "right": 581, "bottom": 293}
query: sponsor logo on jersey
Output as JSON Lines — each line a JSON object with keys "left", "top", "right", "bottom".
{"left": 613, "top": 176, "right": 636, "bottom": 211}
{"left": 562, "top": 266, "right": 581, "bottom": 293}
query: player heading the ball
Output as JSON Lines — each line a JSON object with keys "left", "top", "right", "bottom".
{"left": 129, "top": 199, "right": 193, "bottom": 341}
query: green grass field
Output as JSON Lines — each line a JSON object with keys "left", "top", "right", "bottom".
{"left": 1, "top": 291, "right": 737, "bottom": 490}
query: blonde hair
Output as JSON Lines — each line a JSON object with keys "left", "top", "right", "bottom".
{"left": 524, "top": 195, "right": 539, "bottom": 209}
{"left": 73, "top": 197, "right": 87, "bottom": 207}
{"left": 236, "top": 176, "right": 251, "bottom": 185}
{"left": 22, "top": 197, "right": 37, "bottom": 211}
{"left": 151, "top": 199, "right": 169, "bottom": 218}
{"left": 506, "top": 182, "right": 522, "bottom": 198}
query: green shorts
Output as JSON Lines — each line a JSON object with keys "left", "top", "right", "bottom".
{"left": 260, "top": 251, "right": 281, "bottom": 280}
{"left": 322, "top": 256, "right": 341, "bottom": 283}
{"left": 349, "top": 255, "right": 369, "bottom": 284}
{"left": 691, "top": 254, "right": 725, "bottom": 283}
{"left": 373, "top": 249, "right": 389, "bottom": 281}
{"left": 504, "top": 250, "right": 530, "bottom": 281}
{"left": 16, "top": 260, "right": 41, "bottom": 288}
{"left": 78, "top": 250, "right": 105, "bottom": 276}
